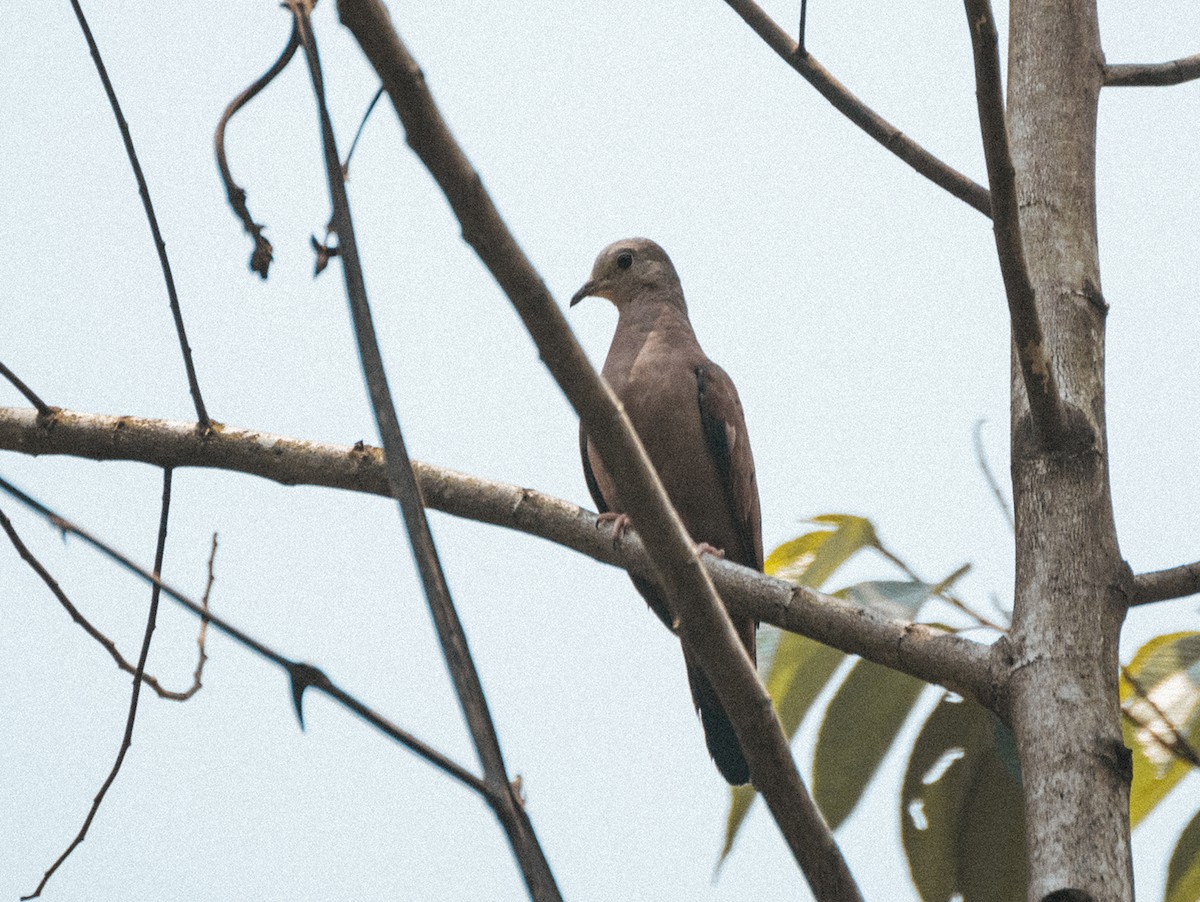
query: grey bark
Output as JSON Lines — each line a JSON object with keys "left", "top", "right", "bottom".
{"left": 1005, "top": 1, "right": 1134, "bottom": 899}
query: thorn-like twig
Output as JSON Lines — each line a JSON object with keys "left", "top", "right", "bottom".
{"left": 215, "top": 21, "right": 301, "bottom": 278}
{"left": 68, "top": 0, "right": 210, "bottom": 431}
{"left": 0, "top": 361, "right": 53, "bottom": 416}
{"left": 723, "top": 0, "right": 991, "bottom": 217}
{"left": 963, "top": 0, "right": 1067, "bottom": 449}
{"left": 0, "top": 474, "right": 488, "bottom": 797}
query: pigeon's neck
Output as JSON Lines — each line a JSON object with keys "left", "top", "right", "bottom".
{"left": 604, "top": 295, "right": 700, "bottom": 383}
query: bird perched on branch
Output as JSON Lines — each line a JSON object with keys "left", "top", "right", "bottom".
{"left": 571, "top": 238, "right": 763, "bottom": 785}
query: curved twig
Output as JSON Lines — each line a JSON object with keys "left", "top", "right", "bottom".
{"left": 0, "top": 508, "right": 210, "bottom": 701}
{"left": 214, "top": 21, "right": 300, "bottom": 278}
{"left": 722, "top": 0, "right": 991, "bottom": 217}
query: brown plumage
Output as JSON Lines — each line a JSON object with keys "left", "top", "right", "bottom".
{"left": 572, "top": 238, "right": 763, "bottom": 785}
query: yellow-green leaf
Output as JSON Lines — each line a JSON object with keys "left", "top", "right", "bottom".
{"left": 721, "top": 516, "right": 877, "bottom": 863}
{"left": 765, "top": 515, "right": 876, "bottom": 587}
{"left": 1121, "top": 632, "right": 1200, "bottom": 827}
{"left": 813, "top": 658, "right": 926, "bottom": 829}
{"left": 1167, "top": 807, "right": 1200, "bottom": 902}
{"left": 901, "top": 695, "right": 1027, "bottom": 902}
{"left": 720, "top": 634, "right": 843, "bottom": 862}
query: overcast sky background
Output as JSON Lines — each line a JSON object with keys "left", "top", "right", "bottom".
{"left": 3, "top": 1, "right": 1199, "bottom": 900}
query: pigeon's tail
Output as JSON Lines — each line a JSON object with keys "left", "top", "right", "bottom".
{"left": 630, "top": 574, "right": 756, "bottom": 785}
{"left": 685, "top": 652, "right": 751, "bottom": 785}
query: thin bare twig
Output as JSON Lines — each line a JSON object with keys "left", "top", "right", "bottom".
{"left": 68, "top": 0, "right": 210, "bottom": 431}
{"left": 343, "top": 85, "right": 386, "bottom": 179}
{"left": 973, "top": 418, "right": 1014, "bottom": 532}
{"left": 0, "top": 475, "right": 488, "bottom": 797}
{"left": 1131, "top": 560, "right": 1200, "bottom": 606}
{"left": 873, "top": 539, "right": 1005, "bottom": 632}
{"left": 215, "top": 21, "right": 300, "bottom": 278}
{"left": 282, "top": 4, "right": 562, "bottom": 898}
{"left": 0, "top": 361, "right": 52, "bottom": 416}
{"left": 963, "top": 0, "right": 1067, "bottom": 449}
{"left": 0, "top": 507, "right": 209, "bottom": 701}
{"left": 337, "top": 4, "right": 862, "bottom": 897}
{"left": 1121, "top": 666, "right": 1200, "bottom": 768}
{"left": 21, "top": 469, "right": 175, "bottom": 899}
{"left": 722, "top": 0, "right": 991, "bottom": 217}
{"left": 1105, "top": 53, "right": 1200, "bottom": 88}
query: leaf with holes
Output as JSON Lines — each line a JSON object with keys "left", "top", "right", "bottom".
{"left": 901, "top": 694, "right": 1027, "bottom": 901}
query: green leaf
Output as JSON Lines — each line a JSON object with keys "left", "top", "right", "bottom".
{"left": 901, "top": 695, "right": 1027, "bottom": 902}
{"left": 1167, "top": 807, "right": 1200, "bottom": 902}
{"left": 837, "top": 579, "right": 936, "bottom": 618}
{"left": 720, "top": 634, "right": 843, "bottom": 862}
{"left": 1121, "top": 632, "right": 1200, "bottom": 827}
{"left": 721, "top": 515, "right": 878, "bottom": 863}
{"left": 812, "top": 658, "right": 926, "bottom": 829}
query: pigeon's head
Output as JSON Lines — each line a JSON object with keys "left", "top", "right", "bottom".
{"left": 570, "top": 237, "right": 685, "bottom": 311}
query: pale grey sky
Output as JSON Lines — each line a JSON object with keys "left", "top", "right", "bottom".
{"left": 3, "top": 2, "right": 1198, "bottom": 900}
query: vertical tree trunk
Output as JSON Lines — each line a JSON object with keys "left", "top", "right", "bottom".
{"left": 1006, "top": 1, "right": 1134, "bottom": 899}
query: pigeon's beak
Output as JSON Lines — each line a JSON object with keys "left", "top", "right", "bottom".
{"left": 569, "top": 280, "right": 597, "bottom": 307}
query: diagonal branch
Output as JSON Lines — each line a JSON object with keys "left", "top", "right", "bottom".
{"left": 0, "top": 404, "right": 1002, "bottom": 711}
{"left": 281, "top": 5, "right": 561, "bottom": 899}
{"left": 722, "top": 0, "right": 992, "bottom": 217}
{"left": 1131, "top": 560, "right": 1200, "bottom": 606}
{"left": 337, "top": 4, "right": 860, "bottom": 897}
{"left": 963, "top": 0, "right": 1068, "bottom": 449}
{"left": 1105, "top": 53, "right": 1200, "bottom": 87}
{"left": 68, "top": 0, "right": 210, "bottom": 430}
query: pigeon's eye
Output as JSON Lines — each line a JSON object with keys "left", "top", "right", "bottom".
{"left": 616, "top": 251, "right": 634, "bottom": 270}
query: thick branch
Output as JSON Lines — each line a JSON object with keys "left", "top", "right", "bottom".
{"left": 336, "top": 3, "right": 860, "bottom": 896}
{"left": 964, "top": 0, "right": 1067, "bottom": 450}
{"left": 722, "top": 0, "right": 992, "bottom": 217}
{"left": 1105, "top": 53, "right": 1200, "bottom": 87}
{"left": 0, "top": 406, "right": 999, "bottom": 710}
{"left": 1131, "top": 560, "right": 1200, "bottom": 605}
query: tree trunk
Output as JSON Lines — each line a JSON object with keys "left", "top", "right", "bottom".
{"left": 1006, "top": 1, "right": 1134, "bottom": 899}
